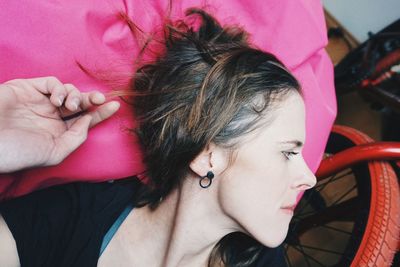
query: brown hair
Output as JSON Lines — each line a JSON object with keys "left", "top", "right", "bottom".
{"left": 129, "top": 8, "right": 300, "bottom": 266}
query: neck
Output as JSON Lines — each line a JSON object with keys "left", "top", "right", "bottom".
{"left": 136, "top": 176, "right": 240, "bottom": 267}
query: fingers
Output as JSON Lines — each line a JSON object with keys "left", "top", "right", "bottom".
{"left": 13, "top": 77, "right": 107, "bottom": 112}
{"left": 5, "top": 77, "right": 67, "bottom": 107}
{"left": 47, "top": 81, "right": 70, "bottom": 107}
{"left": 80, "top": 91, "right": 106, "bottom": 110}
{"left": 63, "top": 84, "right": 82, "bottom": 111}
{"left": 87, "top": 101, "right": 120, "bottom": 128}
{"left": 19, "top": 77, "right": 68, "bottom": 106}
{"left": 33, "top": 77, "right": 108, "bottom": 117}
{"left": 59, "top": 84, "right": 108, "bottom": 113}
{"left": 20, "top": 76, "right": 65, "bottom": 96}
{"left": 59, "top": 90, "right": 108, "bottom": 120}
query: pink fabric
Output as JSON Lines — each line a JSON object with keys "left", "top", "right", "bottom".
{"left": 0, "top": 0, "right": 336, "bottom": 198}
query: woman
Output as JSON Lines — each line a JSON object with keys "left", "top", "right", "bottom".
{"left": 0, "top": 9, "right": 315, "bottom": 267}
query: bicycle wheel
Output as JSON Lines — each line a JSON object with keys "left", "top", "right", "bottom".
{"left": 284, "top": 125, "right": 400, "bottom": 267}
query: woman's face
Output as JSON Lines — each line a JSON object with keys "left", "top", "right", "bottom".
{"left": 218, "top": 91, "right": 316, "bottom": 248}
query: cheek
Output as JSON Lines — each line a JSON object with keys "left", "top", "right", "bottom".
{"left": 244, "top": 153, "right": 290, "bottom": 194}
{"left": 218, "top": 154, "right": 290, "bottom": 218}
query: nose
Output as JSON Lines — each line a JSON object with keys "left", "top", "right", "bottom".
{"left": 292, "top": 156, "right": 317, "bottom": 190}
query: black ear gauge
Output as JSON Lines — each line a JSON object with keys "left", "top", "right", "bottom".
{"left": 199, "top": 171, "right": 215, "bottom": 188}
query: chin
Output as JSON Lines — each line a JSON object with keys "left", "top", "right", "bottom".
{"left": 258, "top": 225, "right": 289, "bottom": 248}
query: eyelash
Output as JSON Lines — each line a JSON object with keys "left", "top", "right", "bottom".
{"left": 282, "top": 151, "right": 299, "bottom": 160}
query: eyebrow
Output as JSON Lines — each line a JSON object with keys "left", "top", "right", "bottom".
{"left": 279, "top": 140, "right": 304, "bottom": 148}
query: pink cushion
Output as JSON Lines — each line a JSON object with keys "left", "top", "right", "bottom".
{"left": 0, "top": 0, "right": 336, "bottom": 198}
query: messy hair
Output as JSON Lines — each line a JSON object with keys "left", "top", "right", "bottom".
{"left": 130, "top": 8, "right": 300, "bottom": 267}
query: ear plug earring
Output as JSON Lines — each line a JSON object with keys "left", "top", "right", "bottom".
{"left": 199, "top": 171, "right": 215, "bottom": 188}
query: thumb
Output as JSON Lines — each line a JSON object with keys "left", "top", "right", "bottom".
{"left": 49, "top": 115, "right": 92, "bottom": 165}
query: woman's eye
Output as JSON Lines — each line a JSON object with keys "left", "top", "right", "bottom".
{"left": 282, "top": 151, "right": 299, "bottom": 160}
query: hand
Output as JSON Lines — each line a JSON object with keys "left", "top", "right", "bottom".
{"left": 0, "top": 77, "right": 120, "bottom": 173}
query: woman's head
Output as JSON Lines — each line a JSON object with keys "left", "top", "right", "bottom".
{"left": 133, "top": 8, "right": 307, "bottom": 202}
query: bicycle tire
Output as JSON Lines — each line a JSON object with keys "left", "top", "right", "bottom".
{"left": 284, "top": 125, "right": 400, "bottom": 266}
{"left": 332, "top": 125, "right": 400, "bottom": 267}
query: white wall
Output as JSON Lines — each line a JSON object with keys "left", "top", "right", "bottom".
{"left": 323, "top": 0, "right": 400, "bottom": 43}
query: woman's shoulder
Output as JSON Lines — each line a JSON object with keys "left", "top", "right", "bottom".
{"left": 0, "top": 177, "right": 143, "bottom": 267}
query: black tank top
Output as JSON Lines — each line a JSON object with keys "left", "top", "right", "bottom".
{"left": 0, "top": 178, "right": 141, "bottom": 267}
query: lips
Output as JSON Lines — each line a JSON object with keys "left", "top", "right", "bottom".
{"left": 281, "top": 204, "right": 296, "bottom": 211}
{"left": 281, "top": 191, "right": 304, "bottom": 212}
{"left": 280, "top": 205, "right": 296, "bottom": 215}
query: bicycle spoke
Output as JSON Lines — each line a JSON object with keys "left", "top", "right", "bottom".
{"left": 294, "top": 190, "right": 319, "bottom": 217}
{"left": 315, "top": 172, "right": 343, "bottom": 192}
{"left": 315, "top": 170, "right": 352, "bottom": 190}
{"left": 294, "top": 209, "right": 317, "bottom": 219}
{"left": 296, "top": 168, "right": 355, "bottom": 220}
{"left": 291, "top": 198, "right": 359, "bottom": 234}
{"left": 297, "top": 243, "right": 343, "bottom": 255}
{"left": 284, "top": 249, "right": 294, "bottom": 267}
{"left": 295, "top": 172, "right": 339, "bottom": 216}
{"left": 331, "top": 184, "right": 357, "bottom": 206}
{"left": 290, "top": 244, "right": 327, "bottom": 267}
{"left": 319, "top": 224, "right": 352, "bottom": 235}
{"left": 295, "top": 243, "right": 313, "bottom": 267}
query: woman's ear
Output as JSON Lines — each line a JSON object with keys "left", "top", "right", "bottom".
{"left": 189, "top": 143, "right": 229, "bottom": 177}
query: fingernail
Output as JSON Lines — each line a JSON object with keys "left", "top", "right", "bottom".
{"left": 58, "top": 95, "right": 65, "bottom": 106}
{"left": 95, "top": 92, "right": 106, "bottom": 103}
{"left": 110, "top": 101, "right": 120, "bottom": 111}
{"left": 72, "top": 99, "right": 80, "bottom": 111}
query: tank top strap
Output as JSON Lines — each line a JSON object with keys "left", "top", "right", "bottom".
{"left": 99, "top": 204, "right": 134, "bottom": 256}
